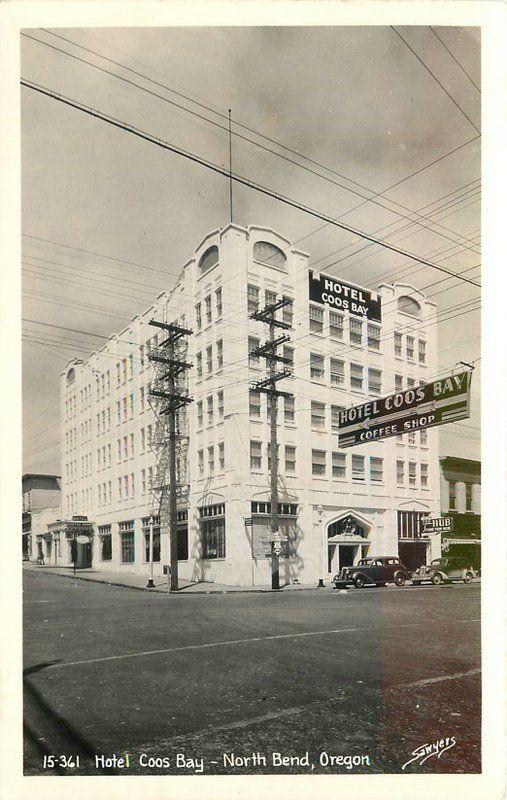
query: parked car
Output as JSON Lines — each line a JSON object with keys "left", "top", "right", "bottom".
{"left": 411, "top": 556, "right": 476, "bottom": 585}
{"left": 332, "top": 556, "right": 411, "bottom": 589}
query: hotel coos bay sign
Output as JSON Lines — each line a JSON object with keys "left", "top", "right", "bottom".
{"left": 338, "top": 371, "right": 472, "bottom": 448}
{"left": 309, "top": 270, "right": 382, "bottom": 321}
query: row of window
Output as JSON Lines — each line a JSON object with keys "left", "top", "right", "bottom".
{"left": 309, "top": 305, "right": 381, "bottom": 350}
{"left": 196, "top": 340, "right": 223, "bottom": 378}
{"left": 196, "top": 392, "right": 224, "bottom": 427}
{"left": 247, "top": 285, "right": 294, "bottom": 324}
{"left": 448, "top": 480, "right": 475, "bottom": 511}
{"left": 195, "top": 287, "right": 222, "bottom": 330}
{"left": 396, "top": 460, "right": 429, "bottom": 487}
{"left": 197, "top": 443, "right": 226, "bottom": 476}
{"left": 98, "top": 517, "right": 188, "bottom": 563}
{"left": 394, "top": 332, "right": 426, "bottom": 365}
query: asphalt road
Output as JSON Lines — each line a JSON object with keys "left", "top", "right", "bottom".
{"left": 23, "top": 570, "right": 481, "bottom": 776}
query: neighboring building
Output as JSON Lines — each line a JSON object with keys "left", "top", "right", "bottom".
{"left": 439, "top": 456, "right": 481, "bottom": 570}
{"left": 22, "top": 474, "right": 61, "bottom": 560}
{"left": 31, "top": 506, "right": 63, "bottom": 563}
{"left": 56, "top": 224, "right": 441, "bottom": 585}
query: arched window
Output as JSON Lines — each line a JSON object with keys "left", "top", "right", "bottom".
{"left": 66, "top": 368, "right": 75, "bottom": 384}
{"left": 253, "top": 241, "right": 287, "bottom": 269}
{"left": 398, "top": 295, "right": 421, "bottom": 318}
{"left": 198, "top": 245, "right": 219, "bottom": 274}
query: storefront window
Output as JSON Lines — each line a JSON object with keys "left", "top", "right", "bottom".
{"left": 119, "top": 520, "right": 135, "bottom": 563}
{"left": 142, "top": 516, "right": 161, "bottom": 562}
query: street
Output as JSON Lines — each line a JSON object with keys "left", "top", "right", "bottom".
{"left": 23, "top": 570, "right": 481, "bottom": 775}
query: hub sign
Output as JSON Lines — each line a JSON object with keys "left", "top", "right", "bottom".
{"left": 338, "top": 371, "right": 472, "bottom": 447}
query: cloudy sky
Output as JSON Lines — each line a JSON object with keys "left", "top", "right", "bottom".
{"left": 21, "top": 25, "right": 481, "bottom": 473}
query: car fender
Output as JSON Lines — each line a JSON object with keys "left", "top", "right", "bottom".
{"left": 351, "top": 570, "right": 370, "bottom": 583}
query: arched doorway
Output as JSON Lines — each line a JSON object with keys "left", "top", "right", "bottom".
{"left": 326, "top": 511, "right": 372, "bottom": 577}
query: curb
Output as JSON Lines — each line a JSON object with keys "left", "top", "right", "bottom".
{"left": 24, "top": 567, "right": 324, "bottom": 595}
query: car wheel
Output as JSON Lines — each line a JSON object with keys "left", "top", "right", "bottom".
{"left": 394, "top": 573, "right": 406, "bottom": 587}
{"left": 463, "top": 572, "right": 473, "bottom": 584}
{"left": 431, "top": 573, "right": 443, "bottom": 585}
{"left": 353, "top": 575, "right": 365, "bottom": 589}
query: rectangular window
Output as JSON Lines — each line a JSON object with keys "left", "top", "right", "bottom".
{"left": 247, "top": 284, "right": 259, "bottom": 314}
{"left": 282, "top": 296, "right": 293, "bottom": 326}
{"left": 418, "top": 340, "right": 426, "bottom": 365}
{"left": 332, "top": 452, "right": 346, "bottom": 479}
{"left": 198, "top": 450, "right": 204, "bottom": 476}
{"left": 465, "top": 482, "right": 473, "bottom": 511}
{"left": 216, "top": 339, "right": 223, "bottom": 369}
{"left": 310, "top": 353, "right": 325, "bottom": 381}
{"left": 119, "top": 521, "right": 135, "bottom": 563}
{"left": 248, "top": 336, "right": 260, "bottom": 365}
{"left": 368, "top": 368, "right": 382, "bottom": 396}
{"left": 330, "top": 358, "right": 345, "bottom": 387}
{"left": 129, "top": 432, "right": 134, "bottom": 457}
{"left": 406, "top": 336, "right": 415, "bottom": 360}
{"left": 206, "top": 345, "right": 213, "bottom": 374}
{"left": 141, "top": 468, "right": 146, "bottom": 494}
{"left": 309, "top": 305, "right": 324, "bottom": 333}
{"left": 350, "top": 317, "right": 363, "bottom": 345}
{"left": 421, "top": 463, "right": 428, "bottom": 488}
{"left": 311, "top": 401, "right": 326, "bottom": 430}
{"left": 408, "top": 430, "right": 416, "bottom": 445}
{"left": 143, "top": 517, "right": 161, "bottom": 563}
{"left": 218, "top": 442, "right": 225, "bottom": 471}
{"left": 395, "top": 374, "right": 403, "bottom": 392}
{"left": 285, "top": 445, "right": 296, "bottom": 474}
{"left": 196, "top": 351, "right": 202, "bottom": 378}
{"left": 331, "top": 404, "right": 344, "bottom": 433}
{"left": 148, "top": 466, "right": 153, "bottom": 490}
{"left": 420, "top": 429, "right": 428, "bottom": 446}
{"left": 283, "top": 345, "right": 294, "bottom": 376}
{"left": 249, "top": 390, "right": 261, "bottom": 419}
{"left": 449, "top": 480, "right": 457, "bottom": 510}
{"left": 312, "top": 449, "right": 326, "bottom": 476}
{"left": 367, "top": 323, "right": 381, "bottom": 351}
{"left": 407, "top": 377, "right": 416, "bottom": 389}
{"left": 99, "top": 526, "right": 112, "bottom": 561}
{"left": 139, "top": 344, "right": 145, "bottom": 369}
{"left": 205, "top": 295, "right": 212, "bottom": 324}
{"left": 195, "top": 303, "right": 202, "bottom": 331}
{"left": 208, "top": 446, "right": 215, "bottom": 474}
{"left": 409, "top": 462, "right": 417, "bottom": 486}
{"left": 284, "top": 395, "right": 295, "bottom": 424}
{"left": 370, "top": 457, "right": 383, "bottom": 483}
{"left": 394, "top": 331, "right": 402, "bottom": 357}
{"left": 350, "top": 362, "right": 363, "bottom": 391}
{"left": 250, "top": 440, "right": 262, "bottom": 470}
{"left": 215, "top": 287, "right": 222, "bottom": 318}
{"left": 265, "top": 289, "right": 277, "bottom": 307}
{"left": 197, "top": 400, "right": 203, "bottom": 428}
{"left": 217, "top": 390, "right": 224, "bottom": 419}
{"left": 207, "top": 395, "right": 214, "bottom": 425}
{"left": 129, "top": 353, "right": 134, "bottom": 380}
{"left": 329, "top": 310, "right": 343, "bottom": 340}
{"left": 200, "top": 510, "right": 226, "bottom": 559}
{"left": 352, "top": 455, "right": 365, "bottom": 482}
{"left": 121, "top": 358, "right": 127, "bottom": 384}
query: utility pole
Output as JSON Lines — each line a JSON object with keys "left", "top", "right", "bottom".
{"left": 250, "top": 297, "right": 292, "bottom": 590}
{"left": 148, "top": 319, "right": 193, "bottom": 591}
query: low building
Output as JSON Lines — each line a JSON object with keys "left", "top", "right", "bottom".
{"left": 58, "top": 224, "right": 441, "bottom": 586}
{"left": 22, "top": 474, "right": 61, "bottom": 560}
{"left": 439, "top": 456, "right": 481, "bottom": 570}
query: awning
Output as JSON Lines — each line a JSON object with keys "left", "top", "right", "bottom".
{"left": 443, "top": 538, "right": 481, "bottom": 545}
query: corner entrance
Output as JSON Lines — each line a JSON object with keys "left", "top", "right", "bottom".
{"left": 326, "top": 511, "right": 373, "bottom": 578}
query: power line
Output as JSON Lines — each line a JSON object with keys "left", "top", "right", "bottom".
{"left": 429, "top": 27, "right": 481, "bottom": 93}
{"left": 25, "top": 30, "right": 481, "bottom": 256}
{"left": 20, "top": 79, "right": 481, "bottom": 290}
{"left": 391, "top": 26, "right": 480, "bottom": 134}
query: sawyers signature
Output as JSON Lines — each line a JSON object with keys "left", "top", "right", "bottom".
{"left": 402, "top": 736, "right": 456, "bottom": 770}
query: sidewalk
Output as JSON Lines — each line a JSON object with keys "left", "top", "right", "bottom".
{"left": 22, "top": 561, "right": 322, "bottom": 594}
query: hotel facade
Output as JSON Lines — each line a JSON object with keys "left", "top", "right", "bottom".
{"left": 54, "top": 224, "right": 441, "bottom": 586}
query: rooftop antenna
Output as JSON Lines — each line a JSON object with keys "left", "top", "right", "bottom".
{"left": 228, "top": 109, "right": 233, "bottom": 224}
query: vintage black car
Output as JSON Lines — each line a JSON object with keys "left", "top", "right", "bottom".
{"left": 412, "top": 556, "right": 476, "bottom": 585}
{"left": 332, "top": 556, "right": 411, "bottom": 589}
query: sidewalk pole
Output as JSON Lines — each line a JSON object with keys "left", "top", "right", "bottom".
{"left": 147, "top": 515, "right": 155, "bottom": 588}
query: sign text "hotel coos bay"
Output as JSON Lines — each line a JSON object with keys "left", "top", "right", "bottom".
{"left": 338, "top": 371, "right": 472, "bottom": 448}
{"left": 308, "top": 271, "right": 382, "bottom": 322}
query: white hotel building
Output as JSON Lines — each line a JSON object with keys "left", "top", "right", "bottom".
{"left": 56, "top": 224, "right": 441, "bottom": 586}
